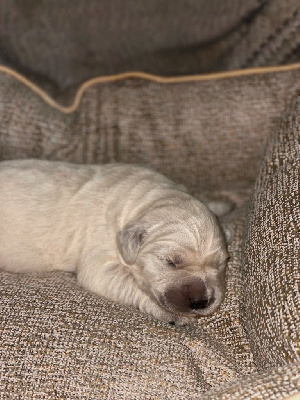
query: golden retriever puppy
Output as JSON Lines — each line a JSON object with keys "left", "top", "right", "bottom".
{"left": 0, "top": 160, "right": 231, "bottom": 325}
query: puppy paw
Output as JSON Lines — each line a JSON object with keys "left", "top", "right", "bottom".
{"left": 168, "top": 315, "right": 195, "bottom": 327}
{"left": 206, "top": 200, "right": 234, "bottom": 217}
{"left": 149, "top": 306, "right": 194, "bottom": 326}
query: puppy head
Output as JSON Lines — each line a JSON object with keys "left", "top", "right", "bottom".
{"left": 117, "top": 202, "right": 231, "bottom": 318}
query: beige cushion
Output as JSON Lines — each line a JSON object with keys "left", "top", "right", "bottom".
{"left": 0, "top": 0, "right": 299, "bottom": 86}
{"left": 0, "top": 65, "right": 299, "bottom": 399}
{"left": 242, "top": 94, "right": 300, "bottom": 369}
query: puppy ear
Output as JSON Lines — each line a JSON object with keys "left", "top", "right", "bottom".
{"left": 117, "top": 224, "right": 148, "bottom": 265}
{"left": 220, "top": 222, "right": 234, "bottom": 244}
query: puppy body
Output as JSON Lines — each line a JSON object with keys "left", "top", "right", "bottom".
{"left": 0, "top": 160, "right": 229, "bottom": 325}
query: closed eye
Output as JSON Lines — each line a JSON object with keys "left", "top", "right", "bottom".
{"left": 157, "top": 254, "right": 184, "bottom": 268}
{"left": 166, "top": 254, "right": 185, "bottom": 268}
{"left": 165, "top": 257, "right": 176, "bottom": 268}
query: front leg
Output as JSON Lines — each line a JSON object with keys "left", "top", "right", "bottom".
{"left": 77, "top": 257, "right": 193, "bottom": 326}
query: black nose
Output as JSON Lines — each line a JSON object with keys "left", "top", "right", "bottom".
{"left": 189, "top": 297, "right": 212, "bottom": 310}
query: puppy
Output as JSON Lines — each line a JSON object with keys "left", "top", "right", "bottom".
{"left": 0, "top": 160, "right": 230, "bottom": 325}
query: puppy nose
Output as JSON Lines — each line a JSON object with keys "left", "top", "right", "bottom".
{"left": 189, "top": 297, "right": 212, "bottom": 310}
{"left": 187, "top": 278, "right": 210, "bottom": 310}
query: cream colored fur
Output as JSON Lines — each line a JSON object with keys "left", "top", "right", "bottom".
{"left": 0, "top": 160, "right": 230, "bottom": 325}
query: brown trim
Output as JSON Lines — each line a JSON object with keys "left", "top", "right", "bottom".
{"left": 1, "top": 63, "right": 300, "bottom": 114}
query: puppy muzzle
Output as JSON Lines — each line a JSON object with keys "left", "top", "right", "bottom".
{"left": 160, "top": 278, "right": 219, "bottom": 316}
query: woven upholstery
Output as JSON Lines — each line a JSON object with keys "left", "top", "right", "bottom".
{"left": 0, "top": 65, "right": 299, "bottom": 399}
{"left": 0, "top": 68, "right": 299, "bottom": 193}
{"left": 243, "top": 95, "right": 300, "bottom": 370}
{"left": 0, "top": 0, "right": 299, "bottom": 89}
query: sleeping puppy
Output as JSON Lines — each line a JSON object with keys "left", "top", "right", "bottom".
{"left": 0, "top": 160, "right": 231, "bottom": 325}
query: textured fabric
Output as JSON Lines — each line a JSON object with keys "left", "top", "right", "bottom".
{"left": 242, "top": 94, "right": 300, "bottom": 370}
{"left": 0, "top": 207, "right": 260, "bottom": 399}
{"left": 0, "top": 0, "right": 299, "bottom": 92}
{"left": 0, "top": 212, "right": 253, "bottom": 400}
{"left": 0, "top": 67, "right": 300, "bottom": 195}
{"left": 0, "top": 66, "right": 300, "bottom": 399}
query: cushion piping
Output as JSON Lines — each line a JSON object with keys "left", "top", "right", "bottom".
{"left": 0, "top": 63, "right": 300, "bottom": 114}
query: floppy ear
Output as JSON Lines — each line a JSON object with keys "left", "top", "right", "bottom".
{"left": 220, "top": 222, "right": 234, "bottom": 244}
{"left": 117, "top": 224, "right": 148, "bottom": 265}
